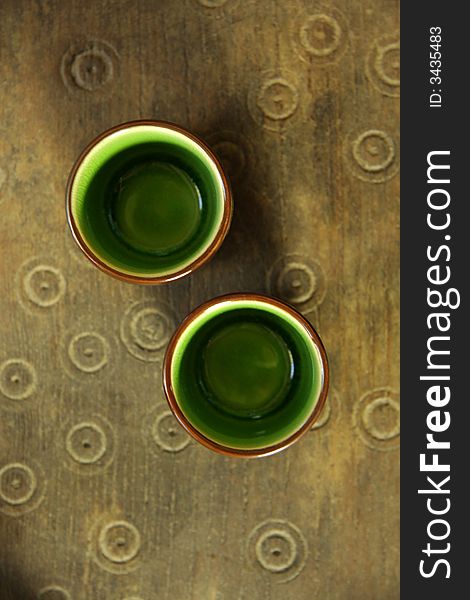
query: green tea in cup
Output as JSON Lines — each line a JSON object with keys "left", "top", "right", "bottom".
{"left": 163, "top": 294, "right": 329, "bottom": 457}
{"left": 66, "top": 120, "right": 232, "bottom": 283}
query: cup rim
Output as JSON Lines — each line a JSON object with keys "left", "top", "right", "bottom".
{"left": 163, "top": 293, "right": 329, "bottom": 458}
{"left": 65, "top": 119, "right": 233, "bottom": 284}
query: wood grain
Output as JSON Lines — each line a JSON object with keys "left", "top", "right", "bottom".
{"left": 0, "top": 1, "right": 399, "bottom": 598}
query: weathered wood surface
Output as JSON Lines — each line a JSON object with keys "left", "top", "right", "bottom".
{"left": 0, "top": 1, "right": 400, "bottom": 598}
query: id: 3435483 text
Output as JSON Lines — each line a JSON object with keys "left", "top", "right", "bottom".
{"left": 429, "top": 26, "right": 442, "bottom": 108}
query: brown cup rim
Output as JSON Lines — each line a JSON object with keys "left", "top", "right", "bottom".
{"left": 163, "top": 293, "right": 330, "bottom": 458}
{"left": 65, "top": 119, "right": 233, "bottom": 284}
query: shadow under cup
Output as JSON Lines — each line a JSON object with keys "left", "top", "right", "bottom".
{"left": 164, "top": 295, "right": 329, "bottom": 457}
{"left": 67, "top": 122, "right": 231, "bottom": 282}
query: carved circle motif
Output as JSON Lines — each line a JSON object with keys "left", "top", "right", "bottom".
{"left": 277, "top": 261, "right": 316, "bottom": 304}
{"left": 366, "top": 33, "right": 400, "bottom": 97}
{"left": 362, "top": 397, "right": 400, "bottom": 440}
{"left": 24, "top": 265, "right": 65, "bottom": 307}
{"left": 268, "top": 254, "right": 326, "bottom": 312}
{"left": 121, "top": 301, "right": 176, "bottom": 362}
{"left": 37, "top": 586, "right": 71, "bottom": 600}
{"left": 248, "top": 519, "right": 308, "bottom": 583}
{"left": 292, "top": 9, "right": 349, "bottom": 64}
{"left": 0, "top": 463, "right": 36, "bottom": 505}
{"left": 98, "top": 520, "right": 142, "bottom": 564}
{"left": 130, "top": 308, "right": 168, "bottom": 352}
{"left": 345, "top": 128, "right": 399, "bottom": 183}
{"left": 353, "top": 388, "right": 400, "bottom": 451}
{"left": 63, "top": 414, "right": 115, "bottom": 473}
{"left": 248, "top": 70, "right": 301, "bottom": 132}
{"left": 91, "top": 515, "right": 143, "bottom": 573}
{"left": 352, "top": 130, "right": 395, "bottom": 172}
{"left": 375, "top": 43, "right": 400, "bottom": 86}
{"left": 66, "top": 422, "right": 107, "bottom": 464}
{"left": 257, "top": 78, "right": 299, "bottom": 121}
{"left": 300, "top": 14, "right": 342, "bottom": 57}
{"left": 68, "top": 332, "right": 110, "bottom": 373}
{"left": 91, "top": 516, "right": 143, "bottom": 574}
{"left": 0, "top": 359, "right": 37, "bottom": 401}
{"left": 198, "top": 0, "right": 229, "bottom": 7}
{"left": 62, "top": 325, "right": 116, "bottom": 382}
{"left": 17, "top": 258, "right": 66, "bottom": 311}
{"left": 61, "top": 40, "right": 119, "bottom": 93}
{"left": 0, "top": 459, "right": 46, "bottom": 516}
{"left": 144, "top": 405, "right": 190, "bottom": 455}
{"left": 191, "top": 0, "right": 239, "bottom": 12}
{"left": 71, "top": 48, "right": 113, "bottom": 91}
{"left": 256, "top": 528, "right": 297, "bottom": 573}
{"left": 152, "top": 410, "right": 191, "bottom": 453}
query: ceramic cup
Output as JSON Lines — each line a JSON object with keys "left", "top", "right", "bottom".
{"left": 163, "top": 293, "right": 329, "bottom": 457}
{"left": 66, "top": 120, "right": 232, "bottom": 283}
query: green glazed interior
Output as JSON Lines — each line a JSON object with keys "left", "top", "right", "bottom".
{"left": 171, "top": 299, "right": 324, "bottom": 450}
{"left": 70, "top": 125, "right": 226, "bottom": 278}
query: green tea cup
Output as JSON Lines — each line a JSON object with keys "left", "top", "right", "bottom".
{"left": 66, "top": 120, "right": 232, "bottom": 283}
{"left": 163, "top": 294, "right": 329, "bottom": 457}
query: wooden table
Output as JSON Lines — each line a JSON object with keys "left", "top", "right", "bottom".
{"left": 0, "top": 1, "right": 399, "bottom": 598}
